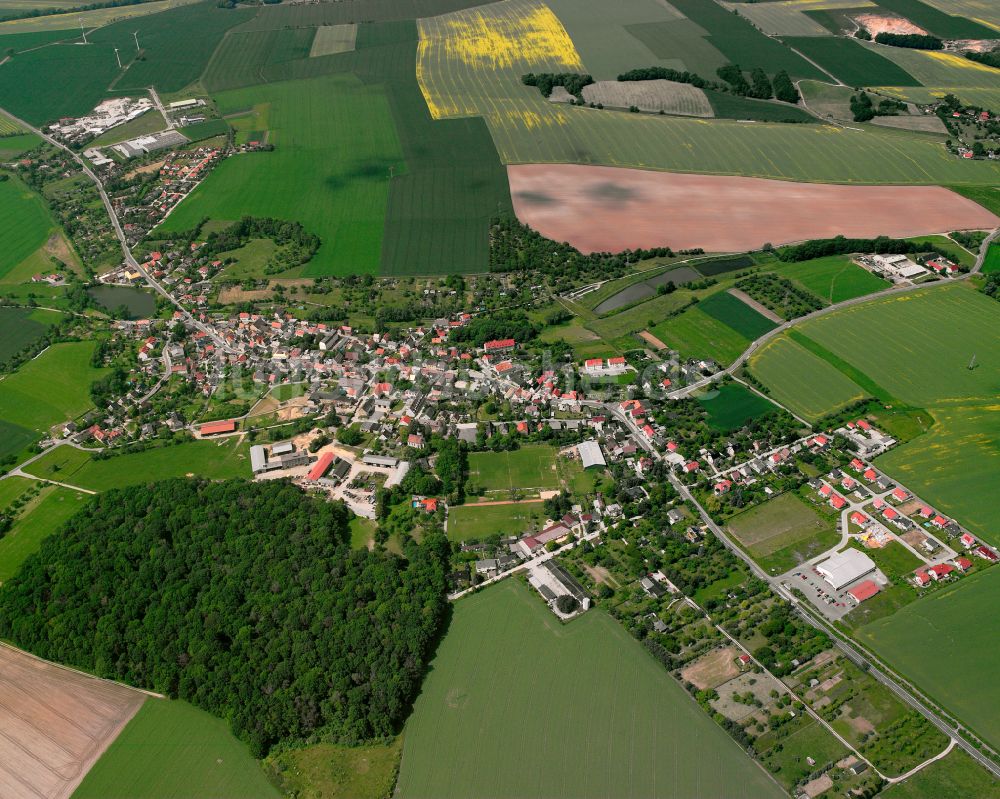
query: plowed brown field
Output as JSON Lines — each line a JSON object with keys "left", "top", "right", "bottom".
{"left": 509, "top": 164, "right": 999, "bottom": 253}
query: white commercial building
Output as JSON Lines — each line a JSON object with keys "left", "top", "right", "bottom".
{"left": 817, "top": 549, "right": 877, "bottom": 591}
{"left": 577, "top": 439, "right": 607, "bottom": 469}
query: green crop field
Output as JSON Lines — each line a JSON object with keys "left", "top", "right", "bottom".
{"left": 0, "top": 341, "right": 106, "bottom": 441}
{"left": 857, "top": 568, "right": 1000, "bottom": 751}
{"left": 703, "top": 89, "right": 815, "bottom": 123}
{"left": 697, "top": 382, "right": 779, "bottom": 431}
{"left": 727, "top": 1, "right": 832, "bottom": 36}
{"left": 309, "top": 23, "right": 357, "bottom": 57}
{"left": 880, "top": 748, "right": 1000, "bottom": 799}
{"left": 447, "top": 500, "right": 548, "bottom": 540}
{"left": 0, "top": 307, "right": 64, "bottom": 363}
{"left": 168, "top": 21, "right": 510, "bottom": 275}
{"left": 782, "top": 36, "right": 920, "bottom": 87}
{"left": 0, "top": 482, "right": 87, "bottom": 582}
{"left": 649, "top": 304, "right": 751, "bottom": 366}
{"left": 202, "top": 28, "right": 316, "bottom": 92}
{"left": 982, "top": 243, "right": 1000, "bottom": 274}
{"left": 0, "top": 2, "right": 253, "bottom": 125}
{"left": 467, "top": 444, "right": 559, "bottom": 493}
{"left": 726, "top": 492, "right": 838, "bottom": 574}
{"left": 623, "top": 18, "right": 730, "bottom": 77}
{"left": 415, "top": 0, "right": 1000, "bottom": 185}
{"left": 586, "top": 288, "right": 693, "bottom": 346}
{"left": 0, "top": 132, "right": 40, "bottom": 157}
{"left": 861, "top": 44, "right": 1000, "bottom": 92}
{"left": 0, "top": 173, "right": 57, "bottom": 282}
{"left": 950, "top": 184, "right": 1000, "bottom": 216}
{"left": 544, "top": 0, "right": 703, "bottom": 80}
{"left": 0, "top": 0, "right": 201, "bottom": 32}
{"left": 395, "top": 580, "right": 784, "bottom": 799}
{"left": 667, "top": 0, "right": 824, "bottom": 81}
{"left": 749, "top": 334, "right": 866, "bottom": 421}
{"left": 872, "top": 0, "right": 998, "bottom": 39}
{"left": 233, "top": 0, "right": 494, "bottom": 32}
{"left": 699, "top": 290, "right": 778, "bottom": 339}
{"left": 24, "top": 437, "right": 251, "bottom": 490}
{"left": 160, "top": 73, "right": 403, "bottom": 275}
{"left": 798, "top": 284, "right": 1000, "bottom": 407}
{"left": 75, "top": 698, "right": 278, "bottom": 799}
{"left": 769, "top": 255, "right": 891, "bottom": 303}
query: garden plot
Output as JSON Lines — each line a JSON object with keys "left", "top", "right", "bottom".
{"left": 580, "top": 80, "right": 713, "bottom": 117}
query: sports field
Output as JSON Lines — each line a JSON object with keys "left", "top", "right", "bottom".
{"left": 857, "top": 568, "right": 1000, "bottom": 751}
{"left": 649, "top": 304, "right": 752, "bottom": 366}
{"left": 395, "top": 580, "right": 784, "bottom": 799}
{"left": 467, "top": 444, "right": 559, "bottom": 494}
{"left": 770, "top": 255, "right": 891, "bottom": 303}
{"left": 697, "top": 382, "right": 778, "bottom": 432}
{"left": 416, "top": 0, "right": 1000, "bottom": 184}
{"left": 0, "top": 341, "right": 106, "bottom": 444}
{"left": 24, "top": 438, "right": 250, "bottom": 490}
{"left": 0, "top": 481, "right": 87, "bottom": 582}
{"left": 782, "top": 36, "right": 919, "bottom": 86}
{"left": 0, "top": 174, "right": 57, "bottom": 282}
{"left": 700, "top": 290, "right": 778, "bottom": 339}
{"left": 726, "top": 492, "right": 838, "bottom": 573}
{"left": 75, "top": 698, "right": 278, "bottom": 799}
{"left": 749, "top": 334, "right": 867, "bottom": 421}
{"left": 447, "top": 500, "right": 548, "bottom": 540}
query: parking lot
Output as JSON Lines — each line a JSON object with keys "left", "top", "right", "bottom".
{"left": 778, "top": 564, "right": 865, "bottom": 622}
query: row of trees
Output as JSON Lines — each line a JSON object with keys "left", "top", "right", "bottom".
{"left": 0, "top": 479, "right": 451, "bottom": 757}
{"left": 775, "top": 235, "right": 949, "bottom": 263}
{"left": 521, "top": 73, "right": 594, "bottom": 99}
{"left": 967, "top": 49, "right": 1000, "bottom": 69}
{"left": 874, "top": 32, "right": 943, "bottom": 50}
{"left": 849, "top": 91, "right": 906, "bottom": 122}
{"left": 619, "top": 64, "right": 798, "bottom": 104}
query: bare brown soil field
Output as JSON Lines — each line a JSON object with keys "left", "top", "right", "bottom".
{"left": 0, "top": 644, "right": 146, "bottom": 799}
{"left": 638, "top": 329, "right": 669, "bottom": 350}
{"left": 855, "top": 13, "right": 926, "bottom": 35}
{"left": 508, "top": 164, "right": 1000, "bottom": 253}
{"left": 680, "top": 646, "right": 740, "bottom": 690}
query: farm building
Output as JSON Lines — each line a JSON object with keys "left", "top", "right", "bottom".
{"left": 199, "top": 419, "right": 236, "bottom": 436}
{"left": 307, "top": 452, "right": 335, "bottom": 481}
{"left": 817, "top": 549, "right": 877, "bottom": 591}
{"left": 847, "top": 580, "right": 880, "bottom": 604}
{"left": 577, "top": 440, "right": 606, "bottom": 469}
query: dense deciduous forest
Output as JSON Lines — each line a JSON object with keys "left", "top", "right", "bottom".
{"left": 0, "top": 479, "right": 450, "bottom": 757}
{"left": 775, "top": 235, "right": 949, "bottom": 263}
{"left": 874, "top": 32, "right": 942, "bottom": 50}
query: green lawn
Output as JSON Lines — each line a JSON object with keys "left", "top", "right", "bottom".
{"left": 857, "top": 568, "right": 1000, "bottom": 752}
{"left": 770, "top": 255, "right": 891, "bottom": 304}
{"left": 748, "top": 334, "right": 867, "bottom": 421}
{"left": 699, "top": 290, "right": 779, "bottom": 340}
{"left": 0, "top": 341, "right": 106, "bottom": 443}
{"left": 649, "top": 304, "right": 751, "bottom": 366}
{"left": 726, "top": 492, "right": 838, "bottom": 574}
{"left": 879, "top": 748, "right": 1000, "bottom": 799}
{"left": 467, "top": 444, "right": 560, "bottom": 494}
{"left": 74, "top": 698, "right": 278, "bottom": 799}
{"left": 0, "top": 173, "right": 57, "bottom": 282}
{"left": 24, "top": 438, "right": 251, "bottom": 491}
{"left": 847, "top": 540, "right": 922, "bottom": 583}
{"left": 395, "top": 580, "right": 784, "bottom": 799}
{"left": 447, "top": 501, "right": 548, "bottom": 541}
{"left": 697, "top": 382, "right": 778, "bottom": 432}
{"left": 0, "top": 481, "right": 88, "bottom": 582}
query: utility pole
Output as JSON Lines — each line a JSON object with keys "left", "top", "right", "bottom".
{"left": 114, "top": 48, "right": 122, "bottom": 69}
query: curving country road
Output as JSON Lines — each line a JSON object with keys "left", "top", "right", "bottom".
{"left": 0, "top": 105, "right": 233, "bottom": 354}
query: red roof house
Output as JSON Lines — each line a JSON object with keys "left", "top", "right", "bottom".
{"left": 199, "top": 419, "right": 236, "bottom": 436}
{"left": 848, "top": 580, "right": 880, "bottom": 603}
{"left": 306, "top": 451, "right": 335, "bottom": 481}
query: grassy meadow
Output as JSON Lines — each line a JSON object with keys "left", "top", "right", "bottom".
{"left": 697, "top": 382, "right": 779, "bottom": 432}
{"left": 395, "top": 580, "right": 785, "bottom": 799}
{"left": 649, "top": 304, "right": 751, "bottom": 366}
{"left": 857, "top": 568, "right": 1000, "bottom": 752}
{"left": 0, "top": 307, "right": 65, "bottom": 362}
{"left": 0, "top": 480, "right": 87, "bottom": 582}
{"left": 24, "top": 437, "right": 251, "bottom": 491}
{"left": 771, "top": 255, "right": 891, "bottom": 304}
{"left": 726, "top": 492, "right": 838, "bottom": 574}
{"left": 0, "top": 173, "right": 58, "bottom": 283}
{"left": 75, "top": 698, "right": 278, "bottom": 799}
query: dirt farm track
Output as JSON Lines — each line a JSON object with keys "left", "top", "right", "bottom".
{"left": 508, "top": 164, "right": 1000, "bottom": 254}
{"left": 0, "top": 645, "right": 145, "bottom": 799}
